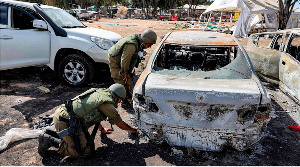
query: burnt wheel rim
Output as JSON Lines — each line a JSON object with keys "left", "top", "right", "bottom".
{"left": 64, "top": 61, "right": 86, "bottom": 84}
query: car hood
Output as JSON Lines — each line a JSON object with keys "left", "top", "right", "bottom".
{"left": 145, "top": 73, "right": 262, "bottom": 106}
{"left": 65, "top": 27, "right": 121, "bottom": 41}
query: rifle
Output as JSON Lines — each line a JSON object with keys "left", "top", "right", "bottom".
{"left": 58, "top": 100, "right": 83, "bottom": 157}
{"left": 57, "top": 88, "right": 100, "bottom": 157}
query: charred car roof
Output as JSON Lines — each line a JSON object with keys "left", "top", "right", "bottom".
{"left": 164, "top": 31, "right": 238, "bottom": 46}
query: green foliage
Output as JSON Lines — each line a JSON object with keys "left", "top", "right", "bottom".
{"left": 131, "top": 0, "right": 212, "bottom": 10}
{"left": 19, "top": 0, "right": 213, "bottom": 11}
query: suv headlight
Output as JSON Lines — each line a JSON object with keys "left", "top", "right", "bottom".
{"left": 90, "top": 36, "right": 113, "bottom": 50}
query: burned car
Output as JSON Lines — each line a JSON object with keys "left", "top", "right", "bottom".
{"left": 247, "top": 29, "right": 300, "bottom": 104}
{"left": 133, "top": 31, "right": 271, "bottom": 151}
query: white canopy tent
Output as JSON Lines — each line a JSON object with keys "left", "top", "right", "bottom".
{"left": 180, "top": 4, "right": 209, "bottom": 18}
{"left": 288, "top": 9, "right": 300, "bottom": 29}
{"left": 204, "top": 0, "right": 279, "bottom": 37}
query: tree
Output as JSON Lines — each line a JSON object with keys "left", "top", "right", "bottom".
{"left": 278, "top": 0, "right": 300, "bottom": 30}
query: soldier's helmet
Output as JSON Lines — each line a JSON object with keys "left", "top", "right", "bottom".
{"left": 109, "top": 83, "right": 126, "bottom": 99}
{"left": 141, "top": 29, "right": 157, "bottom": 44}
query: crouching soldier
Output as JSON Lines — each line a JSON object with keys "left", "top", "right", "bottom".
{"left": 38, "top": 84, "right": 139, "bottom": 158}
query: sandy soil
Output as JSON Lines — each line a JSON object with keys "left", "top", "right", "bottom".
{"left": 0, "top": 18, "right": 300, "bottom": 166}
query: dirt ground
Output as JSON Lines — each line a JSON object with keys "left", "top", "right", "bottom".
{"left": 0, "top": 18, "right": 300, "bottom": 166}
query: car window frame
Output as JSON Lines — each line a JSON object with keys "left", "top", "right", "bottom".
{"left": 0, "top": 3, "right": 39, "bottom": 30}
{"left": 0, "top": 5, "right": 9, "bottom": 28}
{"left": 284, "top": 32, "right": 300, "bottom": 63}
{"left": 11, "top": 7, "right": 36, "bottom": 29}
{"left": 267, "top": 33, "right": 284, "bottom": 51}
{"left": 151, "top": 34, "right": 253, "bottom": 79}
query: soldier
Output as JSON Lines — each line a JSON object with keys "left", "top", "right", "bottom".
{"left": 108, "top": 29, "right": 157, "bottom": 100}
{"left": 38, "top": 84, "right": 139, "bottom": 158}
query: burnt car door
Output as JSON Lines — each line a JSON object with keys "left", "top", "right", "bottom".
{"left": 247, "top": 33, "right": 284, "bottom": 82}
{"left": 279, "top": 32, "right": 300, "bottom": 103}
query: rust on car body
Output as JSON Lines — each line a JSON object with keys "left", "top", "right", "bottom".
{"left": 247, "top": 29, "right": 300, "bottom": 104}
{"left": 133, "top": 31, "right": 271, "bottom": 151}
{"left": 164, "top": 31, "right": 238, "bottom": 46}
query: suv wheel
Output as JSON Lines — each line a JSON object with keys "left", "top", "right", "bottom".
{"left": 58, "top": 54, "right": 94, "bottom": 86}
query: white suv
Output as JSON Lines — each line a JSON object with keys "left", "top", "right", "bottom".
{"left": 0, "top": 0, "right": 121, "bottom": 86}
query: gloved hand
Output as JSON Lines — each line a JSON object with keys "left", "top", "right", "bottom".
{"left": 288, "top": 125, "right": 300, "bottom": 131}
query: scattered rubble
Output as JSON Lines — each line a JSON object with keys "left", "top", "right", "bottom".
{"left": 33, "top": 115, "right": 54, "bottom": 130}
{"left": 37, "top": 86, "right": 50, "bottom": 94}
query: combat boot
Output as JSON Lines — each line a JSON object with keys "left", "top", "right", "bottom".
{"left": 38, "top": 133, "right": 61, "bottom": 157}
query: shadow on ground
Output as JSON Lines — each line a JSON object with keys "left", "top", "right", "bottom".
{"left": 1, "top": 66, "right": 300, "bottom": 166}
{"left": 0, "top": 65, "right": 113, "bottom": 123}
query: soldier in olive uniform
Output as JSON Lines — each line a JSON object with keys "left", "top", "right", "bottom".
{"left": 108, "top": 29, "right": 157, "bottom": 99}
{"left": 38, "top": 84, "right": 139, "bottom": 158}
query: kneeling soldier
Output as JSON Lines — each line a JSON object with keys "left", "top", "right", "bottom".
{"left": 38, "top": 84, "right": 139, "bottom": 158}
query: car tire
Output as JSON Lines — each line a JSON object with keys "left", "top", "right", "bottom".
{"left": 58, "top": 54, "right": 94, "bottom": 86}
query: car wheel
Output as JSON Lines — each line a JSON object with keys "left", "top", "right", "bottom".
{"left": 58, "top": 54, "right": 94, "bottom": 86}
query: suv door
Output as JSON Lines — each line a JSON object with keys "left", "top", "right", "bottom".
{"left": 279, "top": 33, "right": 300, "bottom": 103}
{"left": 0, "top": 4, "right": 51, "bottom": 70}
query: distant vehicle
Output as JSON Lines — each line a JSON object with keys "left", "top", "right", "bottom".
{"left": 0, "top": 0, "right": 121, "bottom": 86}
{"left": 222, "top": 14, "right": 231, "bottom": 21}
{"left": 88, "top": 11, "right": 99, "bottom": 18}
{"left": 133, "top": 31, "right": 271, "bottom": 151}
{"left": 71, "top": 9, "right": 90, "bottom": 21}
{"left": 247, "top": 29, "right": 300, "bottom": 104}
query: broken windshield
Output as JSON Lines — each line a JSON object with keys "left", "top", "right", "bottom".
{"left": 153, "top": 44, "right": 252, "bottom": 79}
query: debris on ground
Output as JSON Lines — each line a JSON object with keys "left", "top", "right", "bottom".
{"left": 168, "top": 27, "right": 179, "bottom": 30}
{"left": 37, "top": 86, "right": 50, "bottom": 94}
{"left": 0, "top": 114, "right": 56, "bottom": 151}
{"left": 33, "top": 115, "right": 54, "bottom": 130}
{"left": 116, "top": 6, "right": 127, "bottom": 19}
{"left": 0, "top": 128, "right": 43, "bottom": 151}
{"left": 171, "top": 147, "right": 184, "bottom": 161}
{"left": 106, "top": 23, "right": 137, "bottom": 27}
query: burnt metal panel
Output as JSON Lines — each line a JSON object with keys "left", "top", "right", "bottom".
{"left": 247, "top": 30, "right": 300, "bottom": 104}
{"left": 164, "top": 31, "right": 238, "bottom": 46}
{"left": 279, "top": 52, "right": 300, "bottom": 104}
{"left": 133, "top": 30, "right": 271, "bottom": 152}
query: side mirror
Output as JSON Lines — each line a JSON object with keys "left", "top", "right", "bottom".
{"left": 33, "top": 19, "right": 48, "bottom": 30}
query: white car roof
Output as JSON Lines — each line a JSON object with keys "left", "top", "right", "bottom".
{"left": 1, "top": 0, "right": 61, "bottom": 10}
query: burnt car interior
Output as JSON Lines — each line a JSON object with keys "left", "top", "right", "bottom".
{"left": 267, "top": 33, "right": 300, "bottom": 61}
{"left": 286, "top": 34, "right": 300, "bottom": 61}
{"left": 154, "top": 44, "right": 237, "bottom": 72}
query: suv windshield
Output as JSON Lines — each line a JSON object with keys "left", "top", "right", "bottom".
{"left": 42, "top": 8, "right": 85, "bottom": 28}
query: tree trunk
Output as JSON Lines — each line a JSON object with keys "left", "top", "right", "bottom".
{"left": 278, "top": 0, "right": 298, "bottom": 30}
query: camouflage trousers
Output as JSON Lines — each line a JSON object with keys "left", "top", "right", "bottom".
{"left": 108, "top": 66, "right": 131, "bottom": 95}
{"left": 53, "top": 116, "right": 91, "bottom": 158}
